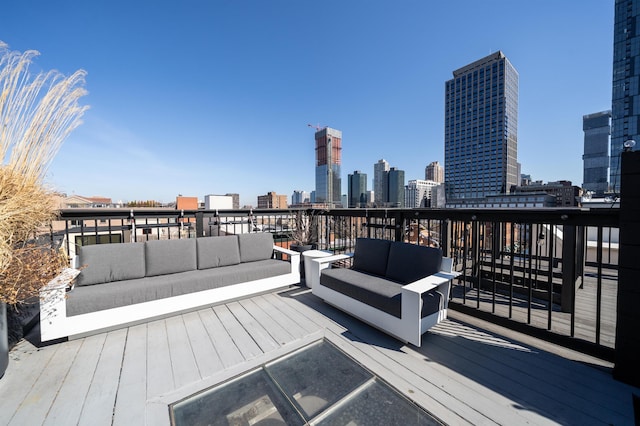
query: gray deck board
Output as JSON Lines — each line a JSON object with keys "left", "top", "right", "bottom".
{"left": 42, "top": 334, "right": 107, "bottom": 426}
{"left": 180, "top": 311, "right": 223, "bottom": 378}
{"left": 165, "top": 315, "right": 201, "bottom": 389}
{"left": 77, "top": 328, "right": 127, "bottom": 426}
{"left": 0, "top": 340, "right": 60, "bottom": 425}
{"left": 1, "top": 286, "right": 637, "bottom": 426}
{"left": 9, "top": 339, "right": 81, "bottom": 426}
{"left": 213, "top": 304, "right": 263, "bottom": 360}
{"left": 226, "top": 300, "right": 279, "bottom": 353}
{"left": 112, "top": 324, "right": 147, "bottom": 426}
{"left": 146, "top": 318, "right": 174, "bottom": 398}
{"left": 197, "top": 307, "right": 244, "bottom": 368}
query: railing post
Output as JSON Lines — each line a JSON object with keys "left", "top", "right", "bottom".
{"left": 614, "top": 150, "right": 640, "bottom": 387}
{"left": 560, "top": 224, "right": 577, "bottom": 313}
{"left": 195, "top": 211, "right": 204, "bottom": 238}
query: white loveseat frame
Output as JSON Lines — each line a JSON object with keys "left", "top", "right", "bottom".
{"left": 309, "top": 252, "right": 459, "bottom": 347}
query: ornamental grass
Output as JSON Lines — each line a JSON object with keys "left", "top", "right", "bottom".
{"left": 0, "top": 41, "right": 88, "bottom": 305}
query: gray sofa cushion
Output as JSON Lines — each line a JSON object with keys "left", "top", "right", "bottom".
{"left": 76, "top": 242, "right": 145, "bottom": 286}
{"left": 66, "top": 259, "right": 290, "bottom": 316}
{"left": 197, "top": 235, "right": 240, "bottom": 269}
{"left": 145, "top": 238, "right": 197, "bottom": 277}
{"left": 320, "top": 268, "right": 442, "bottom": 319}
{"left": 238, "top": 233, "right": 274, "bottom": 263}
{"left": 352, "top": 238, "right": 391, "bottom": 277}
{"left": 385, "top": 242, "right": 442, "bottom": 284}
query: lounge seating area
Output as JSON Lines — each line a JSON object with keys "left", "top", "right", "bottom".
{"left": 309, "top": 238, "right": 460, "bottom": 346}
{"left": 39, "top": 233, "right": 300, "bottom": 341}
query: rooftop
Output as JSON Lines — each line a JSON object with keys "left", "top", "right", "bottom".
{"left": 1, "top": 286, "right": 635, "bottom": 425}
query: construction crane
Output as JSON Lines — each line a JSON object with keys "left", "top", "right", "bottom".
{"left": 307, "top": 123, "right": 326, "bottom": 131}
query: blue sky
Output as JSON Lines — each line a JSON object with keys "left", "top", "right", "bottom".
{"left": 1, "top": 1, "right": 614, "bottom": 207}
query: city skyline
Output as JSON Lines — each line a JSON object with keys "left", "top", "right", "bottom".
{"left": 0, "top": 1, "right": 614, "bottom": 207}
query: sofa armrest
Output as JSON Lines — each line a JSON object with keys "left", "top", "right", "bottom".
{"left": 402, "top": 271, "right": 459, "bottom": 295}
{"left": 308, "top": 253, "right": 353, "bottom": 289}
{"left": 41, "top": 268, "right": 81, "bottom": 292}
{"left": 401, "top": 267, "right": 460, "bottom": 323}
{"left": 273, "top": 245, "right": 299, "bottom": 258}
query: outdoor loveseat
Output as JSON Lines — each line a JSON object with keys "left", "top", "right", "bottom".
{"left": 309, "top": 238, "right": 459, "bottom": 347}
{"left": 40, "top": 233, "right": 300, "bottom": 341}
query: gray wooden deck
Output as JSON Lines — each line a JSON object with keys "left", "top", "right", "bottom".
{"left": 0, "top": 286, "right": 636, "bottom": 425}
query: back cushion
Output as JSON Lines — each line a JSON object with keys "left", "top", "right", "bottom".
{"left": 238, "top": 233, "right": 274, "bottom": 263}
{"left": 352, "top": 238, "right": 391, "bottom": 277}
{"left": 76, "top": 242, "right": 145, "bottom": 286}
{"left": 145, "top": 238, "right": 197, "bottom": 277}
{"left": 197, "top": 235, "right": 241, "bottom": 269}
{"left": 385, "top": 242, "right": 442, "bottom": 284}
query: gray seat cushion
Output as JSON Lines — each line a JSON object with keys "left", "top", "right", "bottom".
{"left": 238, "top": 233, "right": 274, "bottom": 263}
{"left": 145, "top": 239, "right": 197, "bottom": 277}
{"left": 320, "top": 268, "right": 443, "bottom": 319}
{"left": 385, "top": 242, "right": 442, "bottom": 284}
{"left": 352, "top": 238, "right": 391, "bottom": 277}
{"left": 66, "top": 259, "right": 290, "bottom": 316}
{"left": 197, "top": 235, "right": 241, "bottom": 269}
{"left": 76, "top": 242, "right": 146, "bottom": 286}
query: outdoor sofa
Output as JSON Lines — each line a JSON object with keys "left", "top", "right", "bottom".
{"left": 40, "top": 233, "right": 300, "bottom": 341}
{"left": 309, "top": 238, "right": 459, "bottom": 347}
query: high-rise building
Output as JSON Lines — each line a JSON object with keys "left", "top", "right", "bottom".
{"left": 444, "top": 51, "right": 519, "bottom": 201}
{"left": 291, "top": 190, "right": 310, "bottom": 205}
{"left": 387, "top": 167, "right": 405, "bottom": 208}
{"left": 373, "top": 159, "right": 390, "bottom": 205}
{"left": 314, "top": 127, "right": 342, "bottom": 207}
{"left": 348, "top": 171, "right": 368, "bottom": 208}
{"left": 611, "top": 0, "right": 639, "bottom": 193}
{"left": 425, "top": 161, "right": 444, "bottom": 183}
{"left": 405, "top": 180, "right": 440, "bottom": 208}
{"left": 582, "top": 111, "right": 611, "bottom": 197}
{"left": 257, "top": 192, "right": 287, "bottom": 209}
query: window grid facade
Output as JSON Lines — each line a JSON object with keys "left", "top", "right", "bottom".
{"left": 444, "top": 51, "right": 519, "bottom": 201}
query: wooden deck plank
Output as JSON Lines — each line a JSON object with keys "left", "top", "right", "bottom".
{"left": 112, "top": 323, "right": 148, "bottom": 426}
{"left": 262, "top": 291, "right": 322, "bottom": 334}
{"left": 0, "top": 340, "right": 60, "bottom": 425}
{"left": 42, "top": 334, "right": 107, "bottom": 426}
{"left": 227, "top": 300, "right": 279, "bottom": 352}
{"left": 424, "top": 322, "right": 619, "bottom": 425}
{"left": 146, "top": 318, "right": 174, "bottom": 398}
{"left": 429, "top": 321, "right": 633, "bottom": 424}
{"left": 237, "top": 298, "right": 296, "bottom": 345}
{"left": 250, "top": 294, "right": 309, "bottom": 340}
{"left": 197, "top": 307, "right": 245, "bottom": 369}
{"left": 77, "top": 328, "right": 128, "bottom": 426}
{"left": 213, "top": 304, "right": 263, "bottom": 360}
{"left": 181, "top": 310, "right": 224, "bottom": 378}
{"left": 165, "top": 315, "right": 201, "bottom": 389}
{"left": 9, "top": 339, "right": 82, "bottom": 426}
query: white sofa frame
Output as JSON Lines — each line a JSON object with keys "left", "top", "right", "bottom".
{"left": 309, "top": 254, "right": 460, "bottom": 347}
{"left": 40, "top": 246, "right": 300, "bottom": 341}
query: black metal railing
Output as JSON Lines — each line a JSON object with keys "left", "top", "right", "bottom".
{"left": 52, "top": 206, "right": 619, "bottom": 360}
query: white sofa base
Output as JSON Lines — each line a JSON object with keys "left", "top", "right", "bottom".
{"left": 40, "top": 246, "right": 300, "bottom": 341}
{"left": 310, "top": 254, "right": 459, "bottom": 347}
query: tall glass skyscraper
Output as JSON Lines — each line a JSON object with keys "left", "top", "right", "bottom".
{"left": 314, "top": 127, "right": 342, "bottom": 206}
{"left": 444, "top": 51, "right": 519, "bottom": 201}
{"left": 582, "top": 110, "right": 611, "bottom": 197}
{"left": 611, "top": 0, "right": 640, "bottom": 193}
